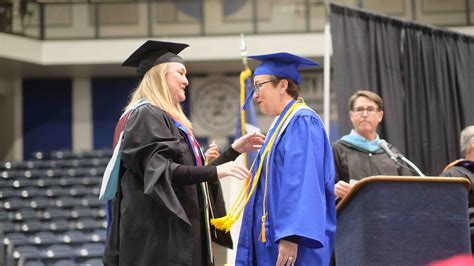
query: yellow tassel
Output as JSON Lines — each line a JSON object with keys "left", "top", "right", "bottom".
{"left": 211, "top": 215, "right": 238, "bottom": 233}
{"left": 260, "top": 215, "right": 267, "bottom": 243}
{"left": 211, "top": 215, "right": 231, "bottom": 230}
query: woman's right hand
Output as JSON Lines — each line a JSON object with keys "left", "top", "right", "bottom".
{"left": 334, "top": 180, "right": 353, "bottom": 198}
{"left": 216, "top": 161, "right": 250, "bottom": 180}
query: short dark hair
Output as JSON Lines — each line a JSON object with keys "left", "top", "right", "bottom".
{"left": 348, "top": 90, "right": 383, "bottom": 111}
{"left": 271, "top": 76, "right": 300, "bottom": 99}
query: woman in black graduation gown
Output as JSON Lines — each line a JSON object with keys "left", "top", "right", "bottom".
{"left": 102, "top": 40, "right": 265, "bottom": 266}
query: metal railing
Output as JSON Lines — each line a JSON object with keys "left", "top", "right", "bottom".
{"left": 2, "top": 0, "right": 473, "bottom": 40}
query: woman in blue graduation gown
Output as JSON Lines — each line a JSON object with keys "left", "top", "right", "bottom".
{"left": 102, "top": 40, "right": 264, "bottom": 266}
{"left": 234, "top": 53, "right": 336, "bottom": 266}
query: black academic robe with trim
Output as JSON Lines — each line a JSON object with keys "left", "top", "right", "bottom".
{"left": 103, "top": 104, "right": 233, "bottom": 266}
{"left": 332, "top": 140, "right": 413, "bottom": 183}
{"left": 440, "top": 161, "right": 474, "bottom": 253}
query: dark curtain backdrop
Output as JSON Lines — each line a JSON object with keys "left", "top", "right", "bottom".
{"left": 330, "top": 4, "right": 474, "bottom": 176}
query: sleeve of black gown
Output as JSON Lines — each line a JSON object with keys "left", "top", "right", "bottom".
{"left": 121, "top": 105, "right": 218, "bottom": 195}
{"left": 208, "top": 146, "right": 241, "bottom": 166}
{"left": 332, "top": 142, "right": 349, "bottom": 183}
{"left": 171, "top": 143, "right": 240, "bottom": 185}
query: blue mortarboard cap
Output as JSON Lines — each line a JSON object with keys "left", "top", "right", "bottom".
{"left": 249, "top": 52, "right": 319, "bottom": 85}
{"left": 242, "top": 52, "right": 320, "bottom": 109}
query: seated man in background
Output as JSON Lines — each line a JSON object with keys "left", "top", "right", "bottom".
{"left": 333, "top": 90, "right": 412, "bottom": 200}
{"left": 441, "top": 125, "right": 474, "bottom": 253}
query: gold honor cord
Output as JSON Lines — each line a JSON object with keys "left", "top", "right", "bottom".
{"left": 240, "top": 68, "right": 252, "bottom": 168}
{"left": 211, "top": 100, "right": 306, "bottom": 243}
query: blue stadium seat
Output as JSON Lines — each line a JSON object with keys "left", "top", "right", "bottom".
{"left": 83, "top": 258, "right": 103, "bottom": 266}
{"left": 50, "top": 160, "right": 66, "bottom": 169}
{"left": 0, "top": 189, "right": 20, "bottom": 199}
{"left": 41, "top": 244, "right": 74, "bottom": 259}
{"left": 31, "top": 231, "right": 60, "bottom": 246}
{"left": 45, "top": 219, "right": 71, "bottom": 232}
{"left": 1, "top": 161, "right": 25, "bottom": 170}
{"left": 53, "top": 259, "right": 76, "bottom": 266}
{"left": 73, "top": 218, "right": 101, "bottom": 231}
{"left": 81, "top": 195, "right": 102, "bottom": 208}
{"left": 26, "top": 160, "right": 56, "bottom": 169}
{"left": 25, "top": 261, "right": 46, "bottom": 266}
{"left": 41, "top": 207, "right": 69, "bottom": 220}
{"left": 45, "top": 186, "right": 68, "bottom": 198}
{"left": 90, "top": 187, "right": 100, "bottom": 196}
{"left": 23, "top": 169, "right": 43, "bottom": 179}
{"left": 44, "top": 169, "right": 65, "bottom": 178}
{"left": 51, "top": 151, "right": 78, "bottom": 160}
{"left": 18, "top": 219, "right": 43, "bottom": 233}
{"left": 55, "top": 196, "right": 78, "bottom": 208}
{"left": 88, "top": 229, "right": 106, "bottom": 243}
{"left": 59, "top": 230, "right": 88, "bottom": 245}
{"left": 84, "top": 150, "right": 112, "bottom": 159}
{"left": 0, "top": 170, "right": 22, "bottom": 179}
{"left": 75, "top": 243, "right": 104, "bottom": 258}
{"left": 0, "top": 211, "right": 9, "bottom": 221}
{"left": 80, "top": 176, "right": 101, "bottom": 187}
{"left": 35, "top": 178, "right": 56, "bottom": 188}
{"left": 32, "top": 151, "right": 49, "bottom": 160}
{"left": 93, "top": 207, "right": 107, "bottom": 219}
{"left": 69, "top": 207, "right": 94, "bottom": 219}
{"left": 11, "top": 179, "right": 35, "bottom": 188}
{"left": 90, "top": 167, "right": 105, "bottom": 177}
{"left": 2, "top": 198, "right": 29, "bottom": 210}
{"left": 10, "top": 208, "right": 38, "bottom": 222}
{"left": 4, "top": 232, "right": 31, "bottom": 246}
{"left": 0, "top": 220, "right": 15, "bottom": 233}
{"left": 58, "top": 177, "right": 82, "bottom": 187}
{"left": 30, "top": 197, "right": 52, "bottom": 209}
{"left": 12, "top": 245, "right": 42, "bottom": 260}
{"left": 21, "top": 187, "right": 45, "bottom": 198}
{"left": 68, "top": 185, "right": 90, "bottom": 197}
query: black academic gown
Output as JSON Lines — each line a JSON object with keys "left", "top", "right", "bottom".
{"left": 440, "top": 161, "right": 474, "bottom": 253}
{"left": 103, "top": 104, "right": 233, "bottom": 266}
{"left": 332, "top": 140, "right": 413, "bottom": 183}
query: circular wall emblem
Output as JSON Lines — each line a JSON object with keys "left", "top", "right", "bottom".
{"left": 192, "top": 78, "right": 240, "bottom": 134}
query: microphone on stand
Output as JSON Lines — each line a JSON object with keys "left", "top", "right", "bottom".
{"left": 379, "top": 139, "right": 399, "bottom": 163}
{"left": 378, "top": 139, "right": 426, "bottom": 177}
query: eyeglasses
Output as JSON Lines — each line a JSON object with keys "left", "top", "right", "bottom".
{"left": 253, "top": 80, "right": 273, "bottom": 94}
{"left": 352, "top": 106, "right": 380, "bottom": 116}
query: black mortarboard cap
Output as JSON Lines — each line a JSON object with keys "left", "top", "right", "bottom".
{"left": 122, "top": 40, "right": 189, "bottom": 78}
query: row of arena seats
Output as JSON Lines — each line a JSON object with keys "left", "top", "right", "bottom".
{"left": 32, "top": 150, "right": 112, "bottom": 161}
{"left": 0, "top": 185, "right": 100, "bottom": 199}
{"left": 1, "top": 150, "right": 110, "bottom": 265}
{"left": 1, "top": 167, "right": 106, "bottom": 179}
{"left": 1, "top": 159, "right": 109, "bottom": 172}
{"left": 1, "top": 206, "right": 105, "bottom": 221}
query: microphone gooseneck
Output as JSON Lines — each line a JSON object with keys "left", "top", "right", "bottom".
{"left": 378, "top": 139, "right": 425, "bottom": 177}
{"left": 379, "top": 139, "right": 399, "bottom": 162}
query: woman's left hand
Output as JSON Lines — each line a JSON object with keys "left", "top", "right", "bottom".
{"left": 205, "top": 141, "right": 220, "bottom": 162}
{"left": 231, "top": 131, "right": 265, "bottom": 153}
{"left": 276, "top": 239, "right": 298, "bottom": 266}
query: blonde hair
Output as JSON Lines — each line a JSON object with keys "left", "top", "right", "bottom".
{"left": 125, "top": 63, "right": 192, "bottom": 129}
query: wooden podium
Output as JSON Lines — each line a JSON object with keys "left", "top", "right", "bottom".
{"left": 335, "top": 176, "right": 471, "bottom": 265}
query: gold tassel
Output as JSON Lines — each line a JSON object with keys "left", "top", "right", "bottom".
{"left": 211, "top": 215, "right": 231, "bottom": 230}
{"left": 260, "top": 215, "right": 267, "bottom": 243}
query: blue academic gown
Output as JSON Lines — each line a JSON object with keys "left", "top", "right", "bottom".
{"left": 236, "top": 101, "right": 336, "bottom": 266}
